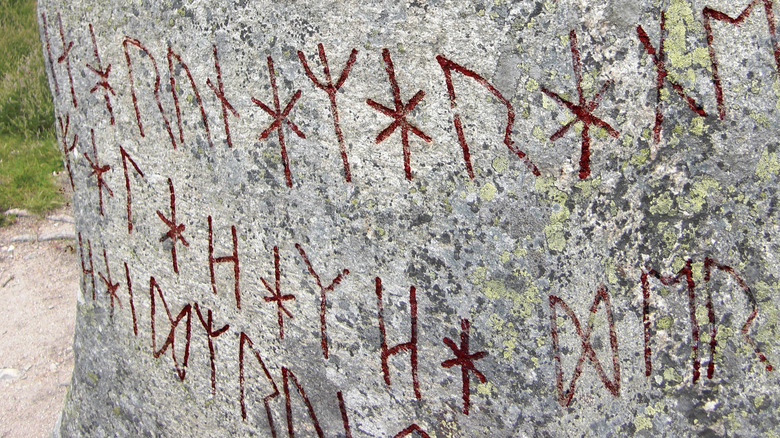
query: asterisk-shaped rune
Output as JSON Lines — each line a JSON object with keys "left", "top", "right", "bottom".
{"left": 367, "top": 48, "right": 432, "bottom": 180}
{"left": 83, "top": 129, "right": 113, "bottom": 216}
{"left": 252, "top": 56, "right": 305, "bottom": 188}
{"left": 98, "top": 248, "right": 121, "bottom": 313}
{"left": 541, "top": 30, "right": 619, "bottom": 179}
{"left": 156, "top": 178, "right": 189, "bottom": 274}
{"left": 261, "top": 246, "right": 296, "bottom": 339}
{"left": 441, "top": 318, "right": 487, "bottom": 415}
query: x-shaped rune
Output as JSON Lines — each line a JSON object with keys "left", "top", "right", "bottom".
{"left": 637, "top": 11, "right": 706, "bottom": 144}
{"left": 367, "top": 48, "right": 432, "bottom": 180}
{"left": 541, "top": 30, "right": 619, "bottom": 179}
{"left": 261, "top": 246, "right": 296, "bottom": 339}
{"left": 83, "top": 129, "right": 113, "bottom": 216}
{"left": 252, "top": 56, "right": 305, "bottom": 188}
{"left": 156, "top": 178, "right": 189, "bottom": 274}
{"left": 441, "top": 318, "right": 487, "bottom": 415}
{"left": 98, "top": 248, "right": 121, "bottom": 315}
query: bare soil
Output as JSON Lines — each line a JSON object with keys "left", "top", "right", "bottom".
{"left": 0, "top": 206, "right": 78, "bottom": 438}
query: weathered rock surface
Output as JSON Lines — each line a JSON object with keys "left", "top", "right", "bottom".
{"left": 40, "top": 0, "right": 780, "bottom": 436}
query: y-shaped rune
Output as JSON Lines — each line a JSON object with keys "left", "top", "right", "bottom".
{"left": 252, "top": 56, "right": 305, "bottom": 188}
{"left": 541, "top": 30, "right": 619, "bottom": 179}
{"left": 298, "top": 44, "right": 358, "bottom": 182}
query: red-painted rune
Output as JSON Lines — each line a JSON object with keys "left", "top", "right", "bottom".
{"left": 208, "top": 216, "right": 241, "bottom": 309}
{"left": 168, "top": 47, "right": 214, "bottom": 149}
{"left": 375, "top": 277, "right": 421, "bottom": 400}
{"left": 156, "top": 178, "right": 189, "bottom": 274}
{"left": 282, "top": 367, "right": 325, "bottom": 438}
{"left": 252, "top": 56, "right": 305, "bottom": 188}
{"left": 441, "top": 318, "right": 487, "bottom": 415}
{"left": 98, "top": 248, "right": 122, "bottom": 315}
{"left": 149, "top": 276, "right": 192, "bottom": 381}
{"left": 295, "top": 243, "right": 350, "bottom": 359}
{"left": 84, "top": 129, "right": 114, "bottom": 216}
{"left": 123, "top": 37, "right": 176, "bottom": 145}
{"left": 77, "top": 233, "right": 95, "bottom": 300}
{"left": 56, "top": 114, "right": 77, "bottom": 191}
{"left": 193, "top": 302, "right": 229, "bottom": 396}
{"left": 703, "top": 0, "right": 780, "bottom": 120}
{"left": 207, "top": 44, "right": 240, "bottom": 148}
{"left": 367, "top": 49, "right": 432, "bottom": 180}
{"left": 41, "top": 13, "right": 59, "bottom": 96}
{"left": 87, "top": 24, "right": 115, "bottom": 125}
{"left": 643, "top": 260, "right": 702, "bottom": 383}
{"left": 56, "top": 14, "right": 77, "bottom": 108}
{"left": 703, "top": 258, "right": 774, "bottom": 373}
{"left": 644, "top": 258, "right": 774, "bottom": 381}
{"left": 394, "top": 424, "right": 432, "bottom": 438}
{"left": 238, "top": 332, "right": 280, "bottom": 430}
{"left": 541, "top": 30, "right": 619, "bottom": 179}
{"left": 436, "top": 55, "right": 540, "bottom": 178}
{"left": 119, "top": 145, "right": 145, "bottom": 234}
{"left": 124, "top": 262, "right": 138, "bottom": 336}
{"left": 261, "top": 246, "right": 296, "bottom": 339}
{"left": 549, "top": 285, "right": 620, "bottom": 407}
{"left": 298, "top": 44, "right": 359, "bottom": 182}
{"left": 637, "top": 12, "right": 706, "bottom": 144}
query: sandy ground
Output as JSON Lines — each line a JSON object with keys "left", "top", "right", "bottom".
{"left": 0, "top": 206, "right": 78, "bottom": 438}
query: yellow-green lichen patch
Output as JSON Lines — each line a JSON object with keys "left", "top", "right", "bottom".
{"left": 476, "top": 380, "right": 498, "bottom": 396}
{"left": 665, "top": 0, "right": 711, "bottom": 83}
{"left": 663, "top": 367, "right": 682, "bottom": 383}
{"left": 492, "top": 155, "right": 508, "bottom": 173}
{"left": 756, "top": 149, "right": 780, "bottom": 182}
{"left": 630, "top": 148, "right": 651, "bottom": 166}
{"left": 689, "top": 117, "right": 706, "bottom": 136}
{"left": 657, "top": 316, "right": 673, "bottom": 330}
{"left": 525, "top": 77, "right": 539, "bottom": 92}
{"left": 514, "top": 269, "right": 543, "bottom": 319}
{"left": 649, "top": 191, "right": 675, "bottom": 215}
{"left": 487, "top": 313, "right": 520, "bottom": 360}
{"left": 677, "top": 177, "right": 719, "bottom": 214}
{"left": 574, "top": 176, "right": 600, "bottom": 200}
{"left": 749, "top": 111, "right": 770, "bottom": 129}
{"left": 532, "top": 125, "right": 547, "bottom": 142}
{"left": 480, "top": 182, "right": 498, "bottom": 202}
{"left": 634, "top": 415, "right": 653, "bottom": 432}
{"left": 621, "top": 134, "right": 634, "bottom": 148}
{"left": 601, "top": 256, "right": 618, "bottom": 285}
{"left": 536, "top": 177, "right": 570, "bottom": 252}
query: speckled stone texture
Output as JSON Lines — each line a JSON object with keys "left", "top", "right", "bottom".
{"left": 40, "top": 0, "right": 779, "bottom": 436}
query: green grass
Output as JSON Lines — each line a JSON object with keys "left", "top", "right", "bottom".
{"left": 0, "top": 0, "right": 61, "bottom": 224}
{"left": 0, "top": 135, "right": 62, "bottom": 211}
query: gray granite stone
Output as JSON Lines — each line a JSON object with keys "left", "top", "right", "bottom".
{"left": 39, "top": 0, "right": 780, "bottom": 436}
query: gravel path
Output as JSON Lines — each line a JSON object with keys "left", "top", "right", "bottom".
{"left": 0, "top": 207, "right": 78, "bottom": 438}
